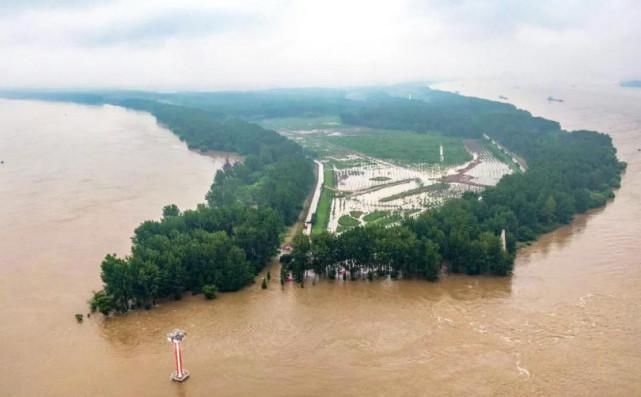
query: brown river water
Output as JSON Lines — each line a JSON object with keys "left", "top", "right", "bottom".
{"left": 1, "top": 82, "right": 641, "bottom": 396}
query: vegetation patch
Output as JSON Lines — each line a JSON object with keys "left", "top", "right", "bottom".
{"left": 376, "top": 213, "right": 403, "bottom": 227}
{"left": 338, "top": 215, "right": 360, "bottom": 228}
{"left": 370, "top": 176, "right": 392, "bottom": 182}
{"left": 258, "top": 115, "right": 342, "bottom": 131}
{"left": 322, "top": 131, "right": 471, "bottom": 165}
{"left": 312, "top": 167, "right": 336, "bottom": 236}
{"left": 350, "top": 210, "right": 364, "bottom": 218}
{"left": 363, "top": 210, "right": 390, "bottom": 223}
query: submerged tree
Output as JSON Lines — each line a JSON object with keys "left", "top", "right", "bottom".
{"left": 202, "top": 284, "right": 217, "bottom": 300}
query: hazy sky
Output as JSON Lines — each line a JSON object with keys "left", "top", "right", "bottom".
{"left": 1, "top": 0, "right": 640, "bottom": 90}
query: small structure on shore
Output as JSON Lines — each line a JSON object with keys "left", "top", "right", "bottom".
{"left": 167, "top": 329, "right": 190, "bottom": 382}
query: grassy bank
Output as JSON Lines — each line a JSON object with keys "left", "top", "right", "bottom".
{"left": 258, "top": 115, "right": 341, "bottom": 131}
{"left": 311, "top": 165, "right": 336, "bottom": 235}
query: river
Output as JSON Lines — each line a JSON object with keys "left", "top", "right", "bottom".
{"left": 1, "top": 82, "right": 640, "bottom": 396}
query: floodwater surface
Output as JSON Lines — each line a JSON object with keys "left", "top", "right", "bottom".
{"left": 1, "top": 82, "right": 641, "bottom": 397}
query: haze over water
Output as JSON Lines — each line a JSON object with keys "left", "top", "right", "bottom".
{"left": 1, "top": 81, "right": 641, "bottom": 396}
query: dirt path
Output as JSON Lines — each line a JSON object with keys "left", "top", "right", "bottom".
{"left": 283, "top": 159, "right": 320, "bottom": 244}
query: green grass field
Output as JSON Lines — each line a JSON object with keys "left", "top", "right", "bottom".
{"left": 258, "top": 116, "right": 342, "bottom": 131}
{"left": 338, "top": 215, "right": 360, "bottom": 227}
{"left": 311, "top": 166, "right": 336, "bottom": 236}
{"left": 362, "top": 210, "right": 390, "bottom": 223}
{"left": 322, "top": 131, "right": 470, "bottom": 165}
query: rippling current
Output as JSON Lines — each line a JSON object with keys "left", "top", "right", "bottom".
{"left": 1, "top": 83, "right": 640, "bottom": 396}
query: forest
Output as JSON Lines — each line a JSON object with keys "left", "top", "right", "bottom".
{"left": 88, "top": 101, "right": 314, "bottom": 315}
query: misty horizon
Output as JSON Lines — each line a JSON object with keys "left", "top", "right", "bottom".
{"left": 1, "top": 0, "right": 640, "bottom": 90}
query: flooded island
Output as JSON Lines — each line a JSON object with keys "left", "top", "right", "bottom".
{"left": 6, "top": 84, "right": 623, "bottom": 314}
{"left": 1, "top": 81, "right": 640, "bottom": 396}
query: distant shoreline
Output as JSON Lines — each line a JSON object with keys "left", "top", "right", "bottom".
{"left": 620, "top": 80, "right": 641, "bottom": 88}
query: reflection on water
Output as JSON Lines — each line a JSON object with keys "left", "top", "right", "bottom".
{"left": 2, "top": 84, "right": 641, "bottom": 396}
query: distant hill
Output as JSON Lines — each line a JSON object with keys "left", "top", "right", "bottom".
{"left": 620, "top": 80, "right": 641, "bottom": 88}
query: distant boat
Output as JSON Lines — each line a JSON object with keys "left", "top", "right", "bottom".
{"left": 499, "top": 95, "right": 508, "bottom": 100}
{"left": 547, "top": 96, "right": 564, "bottom": 103}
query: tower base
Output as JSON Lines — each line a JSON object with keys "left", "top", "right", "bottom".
{"left": 170, "top": 370, "right": 190, "bottom": 382}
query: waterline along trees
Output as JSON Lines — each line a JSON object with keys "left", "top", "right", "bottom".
{"left": 89, "top": 102, "right": 313, "bottom": 314}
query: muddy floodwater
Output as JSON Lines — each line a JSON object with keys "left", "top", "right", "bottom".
{"left": 1, "top": 82, "right": 641, "bottom": 396}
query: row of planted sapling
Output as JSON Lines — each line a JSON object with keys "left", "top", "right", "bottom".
{"left": 465, "top": 147, "right": 513, "bottom": 185}
{"left": 324, "top": 141, "right": 511, "bottom": 233}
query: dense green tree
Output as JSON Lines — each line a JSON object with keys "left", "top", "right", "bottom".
{"left": 421, "top": 240, "right": 441, "bottom": 281}
{"left": 311, "top": 232, "right": 336, "bottom": 276}
{"left": 202, "top": 284, "right": 217, "bottom": 299}
{"left": 100, "top": 254, "right": 133, "bottom": 313}
{"left": 89, "top": 290, "right": 114, "bottom": 316}
{"left": 291, "top": 234, "right": 311, "bottom": 282}
{"left": 162, "top": 204, "right": 180, "bottom": 217}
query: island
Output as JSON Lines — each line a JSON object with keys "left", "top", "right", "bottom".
{"left": 0, "top": 84, "right": 624, "bottom": 315}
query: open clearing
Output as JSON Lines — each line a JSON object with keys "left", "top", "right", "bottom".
{"left": 268, "top": 117, "right": 515, "bottom": 233}
{"left": 322, "top": 131, "right": 471, "bottom": 166}
{"left": 258, "top": 115, "right": 342, "bottom": 131}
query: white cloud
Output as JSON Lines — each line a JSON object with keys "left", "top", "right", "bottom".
{"left": 0, "top": 0, "right": 639, "bottom": 89}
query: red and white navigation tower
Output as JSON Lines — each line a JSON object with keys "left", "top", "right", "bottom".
{"left": 167, "top": 329, "right": 190, "bottom": 382}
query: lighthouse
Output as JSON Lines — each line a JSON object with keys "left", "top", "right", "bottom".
{"left": 167, "top": 329, "right": 190, "bottom": 382}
